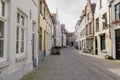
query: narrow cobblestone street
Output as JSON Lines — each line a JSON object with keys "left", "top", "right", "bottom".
{"left": 22, "top": 47, "right": 120, "bottom": 80}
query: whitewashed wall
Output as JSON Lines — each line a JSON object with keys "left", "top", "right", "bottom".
{"left": 0, "top": 0, "right": 39, "bottom": 80}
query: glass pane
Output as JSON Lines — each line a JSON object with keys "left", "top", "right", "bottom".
{"left": 16, "top": 41, "right": 19, "bottom": 54}
{"left": 2, "top": 1, "right": 5, "bottom": 17}
{"left": 17, "top": 13, "right": 20, "bottom": 24}
{"left": 20, "top": 41, "right": 24, "bottom": 53}
{"left": 33, "top": 23, "right": 35, "bottom": 32}
{"left": 0, "top": 21, "right": 4, "bottom": 38}
{"left": 16, "top": 27, "right": 19, "bottom": 40}
{"left": 21, "top": 15, "right": 25, "bottom": 26}
{"left": 101, "top": 36, "right": 105, "bottom": 50}
{"left": 116, "top": 5, "right": 120, "bottom": 20}
{"left": 0, "top": 40, "right": 4, "bottom": 57}
{"left": 21, "top": 29, "right": 24, "bottom": 40}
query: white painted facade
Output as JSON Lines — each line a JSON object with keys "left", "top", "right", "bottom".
{"left": 56, "top": 21, "right": 62, "bottom": 47}
{"left": 0, "top": 0, "right": 39, "bottom": 80}
{"left": 111, "top": 0, "right": 120, "bottom": 59}
{"left": 46, "top": 18, "right": 53, "bottom": 56}
{"left": 74, "top": 20, "right": 81, "bottom": 49}
{"left": 79, "top": 16, "right": 86, "bottom": 51}
{"left": 74, "top": 15, "right": 86, "bottom": 51}
{"left": 94, "top": 0, "right": 112, "bottom": 56}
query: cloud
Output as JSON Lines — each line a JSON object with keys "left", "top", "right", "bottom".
{"left": 46, "top": 0, "right": 97, "bottom": 32}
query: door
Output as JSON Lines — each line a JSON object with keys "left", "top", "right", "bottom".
{"left": 44, "top": 31, "right": 46, "bottom": 57}
{"left": 115, "top": 29, "right": 120, "bottom": 59}
{"left": 95, "top": 37, "right": 98, "bottom": 55}
{"left": 32, "top": 22, "right": 36, "bottom": 67}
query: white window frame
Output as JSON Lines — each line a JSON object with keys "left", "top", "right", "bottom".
{"left": 16, "top": 10, "right": 27, "bottom": 57}
{"left": 0, "top": 0, "right": 7, "bottom": 62}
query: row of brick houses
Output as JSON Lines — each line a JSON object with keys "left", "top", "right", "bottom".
{"left": 0, "top": 0, "right": 66, "bottom": 80}
{"left": 75, "top": 0, "right": 120, "bottom": 59}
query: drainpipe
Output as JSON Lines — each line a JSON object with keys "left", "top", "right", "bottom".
{"left": 93, "top": 13, "right": 95, "bottom": 54}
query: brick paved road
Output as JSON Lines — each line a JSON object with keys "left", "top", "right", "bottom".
{"left": 22, "top": 47, "right": 120, "bottom": 80}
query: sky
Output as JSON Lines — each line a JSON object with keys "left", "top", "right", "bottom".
{"left": 46, "top": 0, "right": 97, "bottom": 32}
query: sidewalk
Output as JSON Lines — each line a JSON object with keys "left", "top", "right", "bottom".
{"left": 77, "top": 49, "right": 120, "bottom": 63}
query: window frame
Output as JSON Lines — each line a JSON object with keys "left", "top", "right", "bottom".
{"left": 40, "top": 1, "right": 42, "bottom": 14}
{"left": 100, "top": 35, "right": 106, "bottom": 50}
{"left": 39, "top": 27, "right": 42, "bottom": 50}
{"left": 16, "top": 10, "right": 27, "bottom": 56}
{"left": 89, "top": 23, "right": 92, "bottom": 34}
{"left": 86, "top": 25, "right": 88, "bottom": 36}
{"left": 0, "top": 0, "right": 7, "bottom": 61}
{"left": 102, "top": 13, "right": 107, "bottom": 29}
{"left": 96, "top": 18, "right": 99, "bottom": 31}
{"left": 115, "top": 3, "right": 120, "bottom": 20}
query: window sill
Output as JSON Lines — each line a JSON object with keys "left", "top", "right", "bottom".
{"left": 101, "top": 50, "right": 107, "bottom": 53}
{"left": 102, "top": 27, "right": 108, "bottom": 30}
{"left": 0, "top": 60, "right": 10, "bottom": 69}
{"left": 16, "top": 54, "right": 28, "bottom": 62}
{"left": 96, "top": 30, "right": 100, "bottom": 32}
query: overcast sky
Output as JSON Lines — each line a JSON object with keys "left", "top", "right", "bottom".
{"left": 46, "top": 0, "right": 97, "bottom": 32}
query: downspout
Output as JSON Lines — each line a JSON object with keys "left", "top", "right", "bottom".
{"left": 93, "top": 13, "right": 95, "bottom": 54}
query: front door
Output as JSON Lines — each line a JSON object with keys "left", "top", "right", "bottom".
{"left": 32, "top": 22, "right": 36, "bottom": 67}
{"left": 115, "top": 29, "right": 120, "bottom": 59}
{"left": 95, "top": 37, "right": 98, "bottom": 55}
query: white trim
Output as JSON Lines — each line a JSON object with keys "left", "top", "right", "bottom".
{"left": 16, "top": 10, "right": 27, "bottom": 56}
{"left": 0, "top": 0, "right": 8, "bottom": 61}
{"left": 16, "top": 54, "right": 28, "bottom": 62}
{"left": 0, "top": 60, "right": 10, "bottom": 68}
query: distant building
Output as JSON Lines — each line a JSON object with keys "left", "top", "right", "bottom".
{"left": 62, "top": 34, "right": 67, "bottom": 47}
{"left": 79, "top": 9, "right": 86, "bottom": 51}
{"left": 51, "top": 11, "right": 62, "bottom": 47}
{"left": 61, "top": 24, "right": 67, "bottom": 47}
{"left": 75, "top": 20, "right": 81, "bottom": 49}
{"left": 68, "top": 33, "right": 75, "bottom": 46}
{"left": 85, "top": 0, "right": 96, "bottom": 54}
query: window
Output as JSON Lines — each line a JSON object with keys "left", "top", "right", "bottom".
{"left": 39, "top": 28, "right": 42, "bottom": 50}
{"left": 100, "top": 0, "right": 102, "bottom": 9}
{"left": 87, "top": 13, "right": 89, "bottom": 20}
{"left": 0, "top": 21, "right": 4, "bottom": 58}
{"left": 86, "top": 25, "right": 88, "bottom": 35}
{"left": 16, "top": 11, "right": 26, "bottom": 54}
{"left": 100, "top": 35, "right": 105, "bottom": 50}
{"left": 89, "top": 23, "right": 92, "bottom": 34}
{"left": 0, "top": 0, "right": 5, "bottom": 17}
{"left": 0, "top": 0, "right": 6, "bottom": 59}
{"left": 115, "top": 3, "right": 120, "bottom": 20}
{"left": 96, "top": 18, "right": 99, "bottom": 31}
{"left": 102, "top": 13, "right": 107, "bottom": 29}
{"left": 40, "top": 1, "right": 42, "bottom": 13}
{"left": 44, "top": 7, "right": 46, "bottom": 19}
